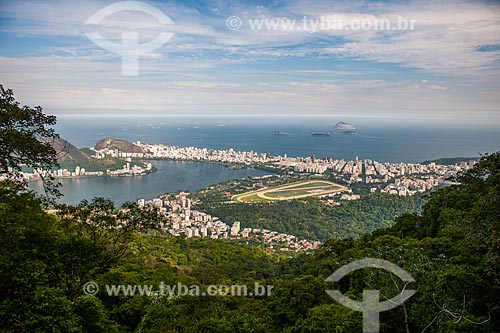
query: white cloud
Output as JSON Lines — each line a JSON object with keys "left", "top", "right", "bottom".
{"left": 0, "top": 0, "right": 499, "bottom": 120}
{"left": 2, "top": 0, "right": 499, "bottom": 76}
{"left": 429, "top": 84, "right": 447, "bottom": 91}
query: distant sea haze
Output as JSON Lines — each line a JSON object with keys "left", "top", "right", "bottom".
{"left": 56, "top": 118, "right": 500, "bottom": 163}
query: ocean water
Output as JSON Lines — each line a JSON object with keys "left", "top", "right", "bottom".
{"left": 55, "top": 117, "right": 500, "bottom": 163}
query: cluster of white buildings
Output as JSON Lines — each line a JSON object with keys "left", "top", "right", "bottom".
{"left": 138, "top": 192, "right": 320, "bottom": 252}
{"left": 364, "top": 160, "right": 473, "bottom": 195}
{"left": 240, "top": 228, "right": 321, "bottom": 252}
{"left": 140, "top": 192, "right": 231, "bottom": 239}
{"left": 77, "top": 140, "right": 476, "bottom": 197}
{"left": 107, "top": 162, "right": 153, "bottom": 176}
{"left": 276, "top": 155, "right": 476, "bottom": 196}
{"left": 380, "top": 176, "right": 443, "bottom": 196}
{"left": 93, "top": 142, "right": 475, "bottom": 195}
{"left": 19, "top": 166, "right": 104, "bottom": 180}
{"left": 292, "top": 162, "right": 328, "bottom": 174}
{"left": 19, "top": 162, "right": 152, "bottom": 180}
{"left": 91, "top": 147, "right": 144, "bottom": 159}
{"left": 137, "top": 143, "right": 277, "bottom": 165}
{"left": 275, "top": 155, "right": 329, "bottom": 174}
{"left": 340, "top": 193, "right": 362, "bottom": 201}
{"left": 60, "top": 138, "right": 476, "bottom": 198}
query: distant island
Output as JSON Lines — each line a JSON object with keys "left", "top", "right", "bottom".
{"left": 311, "top": 121, "right": 356, "bottom": 136}
{"left": 311, "top": 131, "right": 332, "bottom": 136}
{"left": 333, "top": 121, "right": 356, "bottom": 134}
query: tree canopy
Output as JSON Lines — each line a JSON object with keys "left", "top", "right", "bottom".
{"left": 1, "top": 85, "right": 498, "bottom": 332}
{"left": 0, "top": 84, "right": 60, "bottom": 196}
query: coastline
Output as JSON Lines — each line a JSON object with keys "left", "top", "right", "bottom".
{"left": 28, "top": 160, "right": 271, "bottom": 205}
{"left": 27, "top": 166, "right": 157, "bottom": 182}
{"left": 141, "top": 157, "right": 277, "bottom": 173}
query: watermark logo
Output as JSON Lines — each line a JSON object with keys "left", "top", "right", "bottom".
{"left": 83, "top": 281, "right": 273, "bottom": 297}
{"left": 84, "top": 1, "right": 175, "bottom": 76}
{"left": 226, "top": 15, "right": 416, "bottom": 33}
{"left": 83, "top": 281, "right": 99, "bottom": 296}
{"left": 326, "top": 258, "right": 417, "bottom": 333}
{"left": 226, "top": 16, "right": 243, "bottom": 31}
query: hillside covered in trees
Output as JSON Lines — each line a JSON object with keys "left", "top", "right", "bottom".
{"left": 1, "top": 85, "right": 499, "bottom": 332}
{"left": 199, "top": 194, "right": 424, "bottom": 241}
{"left": 1, "top": 151, "right": 499, "bottom": 332}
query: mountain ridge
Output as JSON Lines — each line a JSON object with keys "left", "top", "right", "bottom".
{"left": 48, "top": 137, "right": 90, "bottom": 162}
{"left": 94, "top": 138, "right": 144, "bottom": 154}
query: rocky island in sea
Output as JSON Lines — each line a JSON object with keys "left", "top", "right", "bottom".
{"left": 311, "top": 121, "right": 356, "bottom": 136}
{"left": 333, "top": 121, "right": 356, "bottom": 134}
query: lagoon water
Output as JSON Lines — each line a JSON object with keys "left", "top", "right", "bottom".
{"left": 29, "top": 160, "right": 270, "bottom": 204}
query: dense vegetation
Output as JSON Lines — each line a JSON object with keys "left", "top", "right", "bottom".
{"left": 58, "top": 156, "right": 129, "bottom": 173}
{"left": 0, "top": 84, "right": 60, "bottom": 196}
{"left": 2, "top": 152, "right": 499, "bottom": 332}
{"left": 199, "top": 194, "right": 424, "bottom": 241}
{"left": 0, "top": 191, "right": 279, "bottom": 332}
{"left": 1, "top": 87, "right": 499, "bottom": 332}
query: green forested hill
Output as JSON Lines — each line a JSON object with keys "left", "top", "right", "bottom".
{"left": 140, "top": 153, "right": 500, "bottom": 332}
{"left": 2, "top": 152, "right": 499, "bottom": 332}
{"left": 199, "top": 194, "right": 424, "bottom": 241}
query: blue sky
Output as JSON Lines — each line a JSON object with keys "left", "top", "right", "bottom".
{"left": 0, "top": 0, "right": 499, "bottom": 125}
